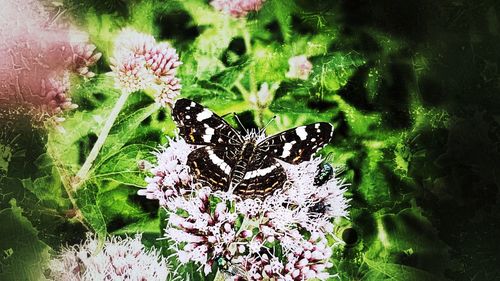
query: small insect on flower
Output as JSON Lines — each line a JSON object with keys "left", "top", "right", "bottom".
{"left": 172, "top": 98, "right": 334, "bottom": 198}
{"left": 314, "top": 153, "right": 335, "bottom": 186}
{"left": 308, "top": 200, "right": 328, "bottom": 215}
{"left": 217, "top": 256, "right": 248, "bottom": 280}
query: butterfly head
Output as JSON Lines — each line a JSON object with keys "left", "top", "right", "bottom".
{"left": 242, "top": 128, "right": 267, "bottom": 143}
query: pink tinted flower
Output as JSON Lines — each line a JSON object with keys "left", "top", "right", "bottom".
{"left": 286, "top": 55, "right": 313, "bottom": 80}
{"left": 281, "top": 236, "right": 333, "bottom": 280}
{"left": 0, "top": 0, "right": 100, "bottom": 121}
{"left": 49, "top": 233, "right": 170, "bottom": 281}
{"left": 164, "top": 187, "right": 239, "bottom": 274}
{"left": 42, "top": 72, "right": 77, "bottom": 115}
{"left": 111, "top": 29, "right": 182, "bottom": 107}
{"left": 210, "top": 0, "right": 266, "bottom": 18}
{"left": 155, "top": 76, "right": 182, "bottom": 109}
{"left": 145, "top": 42, "right": 183, "bottom": 80}
{"left": 276, "top": 157, "right": 350, "bottom": 234}
{"left": 111, "top": 56, "right": 151, "bottom": 94}
{"left": 158, "top": 109, "right": 349, "bottom": 280}
{"left": 71, "top": 43, "right": 102, "bottom": 78}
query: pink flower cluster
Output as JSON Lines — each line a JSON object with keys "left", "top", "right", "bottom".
{"left": 0, "top": 0, "right": 101, "bottom": 122}
{"left": 71, "top": 43, "right": 102, "bottom": 78}
{"left": 42, "top": 73, "right": 77, "bottom": 118}
{"left": 111, "top": 29, "right": 182, "bottom": 107}
{"left": 210, "top": 0, "right": 266, "bottom": 18}
{"left": 165, "top": 187, "right": 241, "bottom": 275}
{"left": 139, "top": 131, "right": 349, "bottom": 280}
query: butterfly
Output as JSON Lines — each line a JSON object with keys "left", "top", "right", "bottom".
{"left": 172, "top": 98, "right": 334, "bottom": 198}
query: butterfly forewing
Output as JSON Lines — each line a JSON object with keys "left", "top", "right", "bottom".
{"left": 258, "top": 122, "right": 333, "bottom": 164}
{"left": 172, "top": 99, "right": 243, "bottom": 145}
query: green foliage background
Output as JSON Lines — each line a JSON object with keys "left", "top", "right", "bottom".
{"left": 1, "top": 0, "right": 499, "bottom": 280}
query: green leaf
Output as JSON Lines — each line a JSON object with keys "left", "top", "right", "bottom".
{"left": 98, "top": 182, "right": 144, "bottom": 217}
{"left": 256, "top": 0, "right": 298, "bottom": 42}
{"left": 0, "top": 200, "right": 50, "bottom": 281}
{"left": 93, "top": 102, "right": 158, "bottom": 170}
{"left": 111, "top": 216, "right": 161, "bottom": 236}
{"left": 364, "top": 208, "right": 450, "bottom": 279}
{"left": 94, "top": 144, "right": 155, "bottom": 187}
{"left": 76, "top": 180, "right": 107, "bottom": 236}
{"left": 363, "top": 258, "right": 450, "bottom": 281}
{"left": 21, "top": 154, "right": 71, "bottom": 210}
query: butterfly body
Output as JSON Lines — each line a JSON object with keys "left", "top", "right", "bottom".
{"left": 173, "top": 98, "right": 333, "bottom": 198}
{"left": 230, "top": 139, "right": 257, "bottom": 188}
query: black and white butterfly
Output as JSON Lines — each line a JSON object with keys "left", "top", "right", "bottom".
{"left": 172, "top": 98, "right": 333, "bottom": 198}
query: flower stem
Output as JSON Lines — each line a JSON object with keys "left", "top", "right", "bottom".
{"left": 74, "top": 90, "right": 131, "bottom": 189}
{"left": 241, "top": 22, "right": 265, "bottom": 126}
{"left": 242, "top": 27, "right": 257, "bottom": 95}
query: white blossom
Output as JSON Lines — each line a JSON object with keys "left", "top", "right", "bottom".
{"left": 138, "top": 136, "right": 194, "bottom": 206}
{"left": 48, "top": 234, "right": 169, "bottom": 281}
{"left": 286, "top": 55, "right": 313, "bottom": 80}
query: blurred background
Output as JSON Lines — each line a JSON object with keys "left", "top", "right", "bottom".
{"left": 1, "top": 0, "right": 499, "bottom": 280}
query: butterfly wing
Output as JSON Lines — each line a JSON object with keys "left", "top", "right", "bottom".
{"left": 187, "top": 145, "right": 238, "bottom": 191}
{"left": 235, "top": 155, "right": 287, "bottom": 198}
{"left": 258, "top": 122, "right": 333, "bottom": 164}
{"left": 172, "top": 99, "right": 243, "bottom": 145}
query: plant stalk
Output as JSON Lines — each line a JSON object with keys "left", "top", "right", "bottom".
{"left": 74, "top": 90, "right": 131, "bottom": 188}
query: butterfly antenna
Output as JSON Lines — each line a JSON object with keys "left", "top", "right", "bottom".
{"left": 259, "top": 115, "right": 277, "bottom": 135}
{"left": 233, "top": 113, "right": 248, "bottom": 134}
{"left": 220, "top": 112, "right": 232, "bottom": 118}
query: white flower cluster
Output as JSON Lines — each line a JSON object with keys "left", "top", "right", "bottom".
{"left": 138, "top": 136, "right": 194, "bottom": 206}
{"left": 139, "top": 132, "right": 349, "bottom": 280}
{"left": 110, "top": 29, "right": 182, "bottom": 107}
{"left": 48, "top": 234, "right": 169, "bottom": 281}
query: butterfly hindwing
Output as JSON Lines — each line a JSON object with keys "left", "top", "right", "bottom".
{"left": 236, "top": 155, "right": 287, "bottom": 198}
{"left": 172, "top": 99, "right": 243, "bottom": 145}
{"left": 258, "top": 122, "right": 333, "bottom": 164}
{"left": 187, "top": 145, "right": 238, "bottom": 191}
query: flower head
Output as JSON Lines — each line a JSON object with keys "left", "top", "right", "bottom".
{"left": 112, "top": 56, "right": 152, "bottom": 94}
{"left": 165, "top": 187, "right": 240, "bottom": 275}
{"left": 280, "top": 236, "right": 333, "bottom": 280}
{"left": 159, "top": 155, "right": 349, "bottom": 279}
{"left": 48, "top": 233, "right": 169, "bottom": 281}
{"left": 0, "top": 0, "right": 101, "bottom": 124}
{"left": 210, "top": 0, "right": 266, "bottom": 18}
{"left": 286, "top": 55, "right": 313, "bottom": 80}
{"left": 111, "top": 29, "right": 182, "bottom": 107}
{"left": 138, "top": 136, "right": 194, "bottom": 206}
{"left": 70, "top": 43, "right": 102, "bottom": 78}
{"left": 41, "top": 72, "right": 78, "bottom": 118}
{"left": 249, "top": 82, "right": 279, "bottom": 109}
